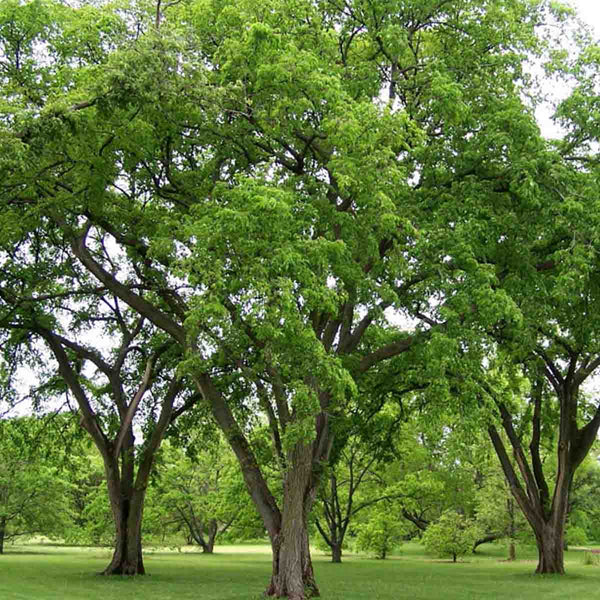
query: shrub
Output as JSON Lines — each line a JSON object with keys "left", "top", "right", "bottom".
{"left": 583, "top": 551, "right": 600, "bottom": 566}
{"left": 566, "top": 525, "right": 588, "bottom": 547}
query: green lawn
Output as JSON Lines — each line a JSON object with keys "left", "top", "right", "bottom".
{"left": 1, "top": 542, "right": 599, "bottom": 599}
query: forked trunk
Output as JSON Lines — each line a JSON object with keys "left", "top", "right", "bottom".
{"left": 186, "top": 515, "right": 216, "bottom": 553}
{"left": 200, "top": 520, "right": 217, "bottom": 553}
{"left": 102, "top": 455, "right": 146, "bottom": 575}
{"left": 197, "top": 375, "right": 333, "bottom": 599}
{"left": 102, "top": 487, "right": 146, "bottom": 575}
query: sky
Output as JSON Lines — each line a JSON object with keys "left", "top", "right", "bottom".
{"left": 570, "top": 0, "right": 600, "bottom": 33}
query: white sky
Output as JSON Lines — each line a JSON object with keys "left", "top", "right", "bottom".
{"left": 570, "top": 0, "right": 600, "bottom": 33}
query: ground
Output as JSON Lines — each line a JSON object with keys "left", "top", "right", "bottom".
{"left": 0, "top": 541, "right": 599, "bottom": 600}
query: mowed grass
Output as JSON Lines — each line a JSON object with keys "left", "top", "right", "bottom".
{"left": 1, "top": 542, "right": 600, "bottom": 600}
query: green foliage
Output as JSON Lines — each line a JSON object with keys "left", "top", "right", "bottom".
{"left": 583, "top": 551, "right": 600, "bottom": 566}
{"left": 422, "top": 511, "right": 481, "bottom": 562}
{"left": 566, "top": 526, "right": 588, "bottom": 548}
{"left": 145, "top": 440, "right": 261, "bottom": 549}
{"left": 0, "top": 416, "right": 75, "bottom": 548}
{"left": 354, "top": 506, "right": 406, "bottom": 560}
{"left": 0, "top": 0, "right": 599, "bottom": 587}
{"left": 62, "top": 450, "right": 113, "bottom": 546}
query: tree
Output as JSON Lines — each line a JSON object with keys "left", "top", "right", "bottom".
{"left": 0, "top": 281, "right": 199, "bottom": 574}
{"left": 146, "top": 440, "right": 251, "bottom": 553}
{"left": 565, "top": 455, "right": 600, "bottom": 544}
{"left": 404, "top": 6, "right": 600, "bottom": 574}
{"left": 354, "top": 504, "right": 407, "bottom": 560}
{"left": 481, "top": 332, "right": 600, "bottom": 574}
{"left": 0, "top": 0, "right": 576, "bottom": 595}
{"left": 422, "top": 510, "right": 480, "bottom": 563}
{"left": 313, "top": 405, "right": 410, "bottom": 564}
{"left": 473, "top": 460, "right": 529, "bottom": 560}
{"left": 0, "top": 416, "right": 74, "bottom": 553}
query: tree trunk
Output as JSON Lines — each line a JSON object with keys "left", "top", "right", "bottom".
{"left": 268, "top": 525, "right": 318, "bottom": 599}
{"left": 331, "top": 542, "right": 342, "bottom": 563}
{"left": 266, "top": 443, "right": 319, "bottom": 599}
{"left": 508, "top": 541, "right": 516, "bottom": 561}
{"left": 102, "top": 486, "right": 146, "bottom": 575}
{"left": 202, "top": 520, "right": 217, "bottom": 553}
{"left": 507, "top": 497, "right": 516, "bottom": 561}
{"left": 196, "top": 375, "right": 332, "bottom": 599}
{"left": 0, "top": 517, "right": 5, "bottom": 555}
{"left": 534, "top": 524, "right": 565, "bottom": 574}
{"left": 101, "top": 451, "right": 146, "bottom": 575}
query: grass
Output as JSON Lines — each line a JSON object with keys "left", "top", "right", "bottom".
{"left": 1, "top": 541, "right": 599, "bottom": 599}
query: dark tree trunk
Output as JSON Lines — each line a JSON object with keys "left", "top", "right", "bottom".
{"left": 102, "top": 458, "right": 146, "bottom": 575}
{"left": 100, "top": 429, "right": 150, "bottom": 576}
{"left": 40, "top": 326, "right": 182, "bottom": 578}
{"left": 0, "top": 517, "right": 5, "bottom": 555}
{"left": 102, "top": 511, "right": 145, "bottom": 575}
{"left": 533, "top": 524, "right": 565, "bottom": 574}
{"left": 331, "top": 542, "right": 342, "bottom": 563}
{"left": 484, "top": 371, "right": 600, "bottom": 577}
{"left": 489, "top": 418, "right": 570, "bottom": 575}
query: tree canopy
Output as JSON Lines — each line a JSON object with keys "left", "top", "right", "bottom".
{"left": 1, "top": 0, "right": 600, "bottom": 595}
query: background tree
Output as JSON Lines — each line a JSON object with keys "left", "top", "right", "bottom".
{"left": 354, "top": 503, "right": 407, "bottom": 560}
{"left": 145, "top": 440, "right": 251, "bottom": 553}
{"left": 313, "top": 405, "right": 408, "bottom": 564}
{"left": 422, "top": 510, "right": 480, "bottom": 563}
{"left": 0, "top": 416, "right": 74, "bottom": 553}
{"left": 473, "top": 461, "right": 529, "bottom": 560}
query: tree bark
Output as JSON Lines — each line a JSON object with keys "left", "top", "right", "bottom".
{"left": 508, "top": 541, "right": 516, "bottom": 561}
{"left": 268, "top": 524, "right": 318, "bottom": 599}
{"left": 266, "top": 443, "right": 319, "bottom": 600}
{"left": 102, "top": 450, "right": 146, "bottom": 575}
{"left": 507, "top": 497, "right": 516, "bottom": 561}
{"left": 0, "top": 516, "right": 5, "bottom": 555}
{"left": 331, "top": 543, "right": 342, "bottom": 563}
{"left": 534, "top": 524, "right": 565, "bottom": 574}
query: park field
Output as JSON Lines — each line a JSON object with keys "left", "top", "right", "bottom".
{"left": 1, "top": 542, "right": 599, "bottom": 600}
